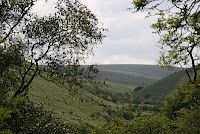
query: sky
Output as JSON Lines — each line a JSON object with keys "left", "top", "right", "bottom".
{"left": 32, "top": 0, "right": 160, "bottom": 65}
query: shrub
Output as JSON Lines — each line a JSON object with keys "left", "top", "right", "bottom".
{"left": 0, "top": 93, "right": 73, "bottom": 134}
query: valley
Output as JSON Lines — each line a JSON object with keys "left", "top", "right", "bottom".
{"left": 29, "top": 64, "right": 186, "bottom": 128}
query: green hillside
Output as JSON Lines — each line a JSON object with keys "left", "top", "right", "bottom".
{"left": 28, "top": 65, "right": 186, "bottom": 128}
{"left": 29, "top": 77, "right": 119, "bottom": 126}
{"left": 133, "top": 70, "right": 188, "bottom": 99}
{"left": 29, "top": 76, "right": 159, "bottom": 128}
{"left": 97, "top": 71, "right": 157, "bottom": 86}
{"left": 83, "top": 81, "right": 134, "bottom": 94}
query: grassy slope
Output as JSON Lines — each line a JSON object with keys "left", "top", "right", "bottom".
{"left": 100, "top": 82, "right": 134, "bottom": 93}
{"left": 29, "top": 77, "right": 119, "bottom": 126}
{"left": 97, "top": 71, "right": 158, "bottom": 87}
{"left": 134, "top": 70, "right": 188, "bottom": 99}
{"left": 29, "top": 77, "right": 156, "bottom": 128}
{"left": 28, "top": 65, "right": 184, "bottom": 127}
{"left": 83, "top": 81, "right": 134, "bottom": 95}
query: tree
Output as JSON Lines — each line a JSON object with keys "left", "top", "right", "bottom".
{"left": 131, "top": 0, "right": 200, "bottom": 84}
{"left": 0, "top": 0, "right": 104, "bottom": 97}
{"left": 92, "top": 115, "right": 175, "bottom": 134}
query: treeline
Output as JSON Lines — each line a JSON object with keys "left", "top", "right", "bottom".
{"left": 85, "top": 84, "right": 161, "bottom": 113}
{"left": 91, "top": 82, "right": 200, "bottom": 133}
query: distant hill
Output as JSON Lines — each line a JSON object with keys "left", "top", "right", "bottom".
{"left": 97, "top": 64, "right": 180, "bottom": 79}
{"left": 96, "top": 64, "right": 181, "bottom": 87}
{"left": 133, "top": 70, "right": 188, "bottom": 99}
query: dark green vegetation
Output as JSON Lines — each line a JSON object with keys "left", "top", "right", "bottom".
{"left": 0, "top": 95, "right": 73, "bottom": 133}
{"left": 92, "top": 0, "right": 200, "bottom": 133}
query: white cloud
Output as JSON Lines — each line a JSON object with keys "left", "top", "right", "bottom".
{"left": 31, "top": 0, "right": 160, "bottom": 65}
{"left": 102, "top": 55, "right": 155, "bottom": 65}
{"left": 32, "top": 0, "right": 56, "bottom": 16}
{"left": 85, "top": 54, "right": 156, "bottom": 65}
{"left": 80, "top": 0, "right": 98, "bottom": 12}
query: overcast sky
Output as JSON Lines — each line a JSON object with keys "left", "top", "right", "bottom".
{"left": 33, "top": 0, "right": 160, "bottom": 65}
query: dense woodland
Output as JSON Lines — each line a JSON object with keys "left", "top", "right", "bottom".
{"left": 0, "top": 0, "right": 200, "bottom": 134}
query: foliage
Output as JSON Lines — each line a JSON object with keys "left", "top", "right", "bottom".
{"left": 0, "top": 92, "right": 73, "bottom": 133}
{"left": 129, "top": 115, "right": 175, "bottom": 134}
{"left": 132, "top": 0, "right": 200, "bottom": 83}
{"left": 92, "top": 115, "right": 175, "bottom": 134}
{"left": 175, "top": 107, "right": 200, "bottom": 133}
{"left": 0, "top": 0, "right": 105, "bottom": 133}
{"left": 0, "top": 0, "right": 104, "bottom": 97}
{"left": 162, "top": 81, "right": 200, "bottom": 133}
{"left": 162, "top": 82, "right": 200, "bottom": 119}
{"left": 91, "top": 118, "right": 131, "bottom": 134}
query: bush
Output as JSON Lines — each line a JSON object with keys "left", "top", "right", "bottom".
{"left": 162, "top": 82, "right": 200, "bottom": 133}
{"left": 0, "top": 93, "right": 73, "bottom": 134}
{"left": 129, "top": 115, "right": 175, "bottom": 134}
{"left": 175, "top": 107, "right": 200, "bottom": 133}
{"left": 162, "top": 83, "right": 200, "bottom": 119}
{"left": 92, "top": 115, "right": 175, "bottom": 134}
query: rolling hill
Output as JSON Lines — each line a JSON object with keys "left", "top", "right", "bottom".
{"left": 97, "top": 64, "right": 180, "bottom": 79}
{"left": 133, "top": 70, "right": 188, "bottom": 99}
{"left": 96, "top": 64, "right": 181, "bottom": 87}
{"left": 28, "top": 64, "right": 186, "bottom": 127}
